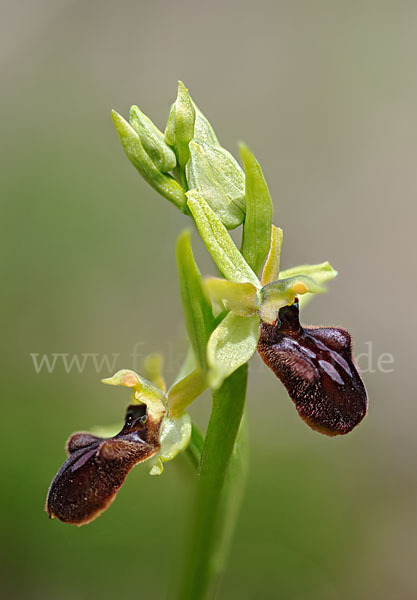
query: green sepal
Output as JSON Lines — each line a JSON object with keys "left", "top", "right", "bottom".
{"left": 207, "top": 312, "right": 260, "bottom": 390}
{"left": 240, "top": 143, "right": 273, "bottom": 276}
{"left": 164, "top": 81, "right": 196, "bottom": 168}
{"left": 129, "top": 105, "right": 176, "bottom": 173}
{"left": 149, "top": 411, "right": 192, "bottom": 475}
{"left": 186, "top": 190, "right": 260, "bottom": 287}
{"left": 167, "top": 368, "right": 207, "bottom": 418}
{"left": 204, "top": 277, "right": 259, "bottom": 317}
{"left": 111, "top": 110, "right": 187, "bottom": 212}
{"left": 258, "top": 275, "right": 326, "bottom": 324}
{"left": 176, "top": 229, "right": 217, "bottom": 373}
{"left": 187, "top": 141, "right": 245, "bottom": 229}
{"left": 261, "top": 225, "right": 283, "bottom": 285}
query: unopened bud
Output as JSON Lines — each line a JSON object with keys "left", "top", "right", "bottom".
{"left": 187, "top": 140, "right": 245, "bottom": 229}
{"left": 164, "top": 81, "right": 196, "bottom": 168}
{"left": 129, "top": 105, "right": 176, "bottom": 173}
{"left": 111, "top": 110, "right": 187, "bottom": 213}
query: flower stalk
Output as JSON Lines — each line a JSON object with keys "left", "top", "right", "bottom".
{"left": 174, "top": 364, "right": 248, "bottom": 600}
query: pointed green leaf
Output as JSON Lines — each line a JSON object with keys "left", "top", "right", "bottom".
{"left": 204, "top": 277, "right": 258, "bottom": 317}
{"left": 129, "top": 105, "right": 176, "bottom": 173}
{"left": 187, "top": 190, "right": 260, "bottom": 287}
{"left": 240, "top": 143, "right": 273, "bottom": 276}
{"left": 187, "top": 140, "right": 245, "bottom": 229}
{"left": 261, "top": 226, "right": 283, "bottom": 285}
{"left": 207, "top": 312, "right": 260, "bottom": 389}
{"left": 176, "top": 230, "right": 217, "bottom": 373}
{"left": 111, "top": 110, "right": 187, "bottom": 212}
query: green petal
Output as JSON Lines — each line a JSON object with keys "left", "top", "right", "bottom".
{"left": 207, "top": 312, "right": 260, "bottom": 389}
{"left": 187, "top": 190, "right": 260, "bottom": 287}
{"left": 240, "top": 143, "right": 273, "bottom": 276}
{"left": 167, "top": 368, "right": 207, "bottom": 418}
{"left": 261, "top": 225, "right": 283, "bottom": 285}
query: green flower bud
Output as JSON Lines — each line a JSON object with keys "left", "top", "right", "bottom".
{"left": 193, "top": 103, "right": 220, "bottom": 146}
{"left": 164, "top": 81, "right": 196, "bottom": 168}
{"left": 129, "top": 105, "right": 176, "bottom": 173}
{"left": 186, "top": 141, "right": 246, "bottom": 229}
{"left": 111, "top": 110, "right": 187, "bottom": 213}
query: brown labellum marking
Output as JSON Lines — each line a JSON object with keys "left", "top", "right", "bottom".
{"left": 46, "top": 404, "right": 162, "bottom": 526}
{"left": 257, "top": 300, "right": 368, "bottom": 436}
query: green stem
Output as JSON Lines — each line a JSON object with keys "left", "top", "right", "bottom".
{"left": 185, "top": 422, "right": 205, "bottom": 470}
{"left": 174, "top": 364, "right": 248, "bottom": 600}
{"left": 210, "top": 410, "right": 249, "bottom": 595}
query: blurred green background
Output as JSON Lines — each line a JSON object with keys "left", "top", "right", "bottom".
{"left": 2, "top": 1, "right": 416, "bottom": 598}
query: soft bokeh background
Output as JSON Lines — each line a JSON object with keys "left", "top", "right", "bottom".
{"left": 2, "top": 1, "right": 417, "bottom": 598}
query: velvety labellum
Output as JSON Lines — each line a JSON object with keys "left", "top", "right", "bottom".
{"left": 46, "top": 404, "right": 161, "bottom": 526}
{"left": 257, "top": 301, "right": 367, "bottom": 435}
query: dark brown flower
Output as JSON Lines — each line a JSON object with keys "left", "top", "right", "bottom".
{"left": 46, "top": 404, "right": 162, "bottom": 526}
{"left": 257, "top": 300, "right": 367, "bottom": 435}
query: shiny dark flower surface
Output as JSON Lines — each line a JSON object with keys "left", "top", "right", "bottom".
{"left": 46, "top": 404, "right": 161, "bottom": 526}
{"left": 257, "top": 300, "right": 368, "bottom": 436}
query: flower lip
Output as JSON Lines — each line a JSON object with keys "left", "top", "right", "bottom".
{"left": 45, "top": 403, "right": 162, "bottom": 526}
{"left": 257, "top": 300, "right": 368, "bottom": 436}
